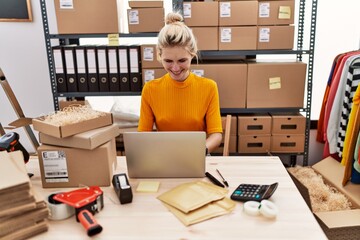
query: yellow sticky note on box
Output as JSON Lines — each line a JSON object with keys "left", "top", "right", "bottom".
{"left": 108, "top": 33, "right": 119, "bottom": 46}
{"left": 278, "top": 6, "right": 291, "bottom": 19}
{"left": 136, "top": 181, "right": 160, "bottom": 193}
{"left": 269, "top": 77, "right": 281, "bottom": 90}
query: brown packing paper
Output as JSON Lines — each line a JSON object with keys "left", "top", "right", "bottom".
{"left": 157, "top": 181, "right": 228, "bottom": 213}
{"left": 162, "top": 197, "right": 236, "bottom": 226}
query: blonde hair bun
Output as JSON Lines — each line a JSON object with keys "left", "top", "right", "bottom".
{"left": 165, "top": 12, "right": 183, "bottom": 25}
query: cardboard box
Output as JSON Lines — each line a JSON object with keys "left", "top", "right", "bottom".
{"left": 54, "top": 0, "right": 119, "bottom": 34}
{"left": 219, "top": 26, "right": 257, "bottom": 50}
{"left": 219, "top": 1, "right": 258, "bottom": 26}
{"left": 58, "top": 100, "right": 89, "bottom": 110}
{"left": 289, "top": 157, "right": 360, "bottom": 240}
{"left": 183, "top": 2, "right": 219, "bottom": 27}
{"left": 33, "top": 112, "right": 113, "bottom": 138}
{"left": 257, "top": 25, "right": 295, "bottom": 50}
{"left": 191, "top": 27, "right": 218, "bottom": 50}
{"left": 271, "top": 113, "right": 306, "bottom": 134}
{"left": 246, "top": 61, "right": 307, "bottom": 108}
{"left": 141, "top": 45, "right": 162, "bottom": 68}
{"left": 39, "top": 124, "right": 120, "bottom": 150}
{"left": 37, "top": 139, "right": 116, "bottom": 188}
{"left": 128, "top": 0, "right": 163, "bottom": 8}
{"left": 270, "top": 134, "right": 304, "bottom": 153}
{"left": 128, "top": 8, "right": 164, "bottom": 33}
{"left": 191, "top": 63, "right": 247, "bottom": 108}
{"left": 258, "top": 0, "right": 295, "bottom": 25}
{"left": 142, "top": 68, "right": 167, "bottom": 84}
{"left": 238, "top": 135, "right": 271, "bottom": 153}
{"left": 238, "top": 114, "right": 271, "bottom": 135}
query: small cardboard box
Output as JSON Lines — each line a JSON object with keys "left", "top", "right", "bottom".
{"left": 142, "top": 68, "right": 167, "bottom": 84}
{"left": 246, "top": 61, "right": 307, "bottom": 108}
{"left": 191, "top": 63, "right": 247, "bottom": 108}
{"left": 238, "top": 135, "right": 271, "bottom": 153}
{"left": 219, "top": 1, "right": 258, "bottom": 26}
{"left": 258, "top": 0, "right": 295, "bottom": 25}
{"left": 183, "top": 2, "right": 219, "bottom": 27}
{"left": 33, "top": 112, "right": 113, "bottom": 138}
{"left": 59, "top": 100, "right": 89, "bottom": 110}
{"left": 39, "top": 124, "right": 120, "bottom": 150}
{"left": 289, "top": 157, "right": 360, "bottom": 240}
{"left": 54, "top": 0, "right": 119, "bottom": 34}
{"left": 37, "top": 139, "right": 117, "bottom": 188}
{"left": 128, "top": 0, "right": 163, "bottom": 8}
{"left": 271, "top": 113, "right": 306, "bottom": 134}
{"left": 238, "top": 114, "right": 271, "bottom": 135}
{"left": 128, "top": 8, "right": 164, "bottom": 33}
{"left": 141, "top": 45, "right": 162, "bottom": 68}
{"left": 257, "top": 25, "right": 295, "bottom": 50}
{"left": 219, "top": 26, "right": 257, "bottom": 50}
{"left": 270, "top": 134, "right": 304, "bottom": 153}
{"left": 191, "top": 27, "right": 218, "bottom": 51}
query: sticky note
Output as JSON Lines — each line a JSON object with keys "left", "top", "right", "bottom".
{"left": 278, "top": 6, "right": 291, "bottom": 19}
{"left": 108, "top": 33, "right": 119, "bottom": 46}
{"left": 136, "top": 181, "right": 160, "bottom": 193}
{"left": 269, "top": 77, "right": 281, "bottom": 90}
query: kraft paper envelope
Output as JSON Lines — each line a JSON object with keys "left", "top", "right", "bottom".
{"left": 157, "top": 181, "right": 228, "bottom": 213}
{"left": 162, "top": 197, "right": 236, "bottom": 226}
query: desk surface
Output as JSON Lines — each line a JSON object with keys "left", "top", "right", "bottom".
{"left": 27, "top": 156, "right": 327, "bottom": 240}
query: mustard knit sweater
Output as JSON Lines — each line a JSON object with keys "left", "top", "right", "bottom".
{"left": 138, "top": 72, "right": 222, "bottom": 134}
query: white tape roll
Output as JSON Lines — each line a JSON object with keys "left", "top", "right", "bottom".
{"left": 243, "top": 201, "right": 261, "bottom": 216}
{"left": 259, "top": 200, "right": 278, "bottom": 219}
{"left": 47, "top": 193, "right": 75, "bottom": 220}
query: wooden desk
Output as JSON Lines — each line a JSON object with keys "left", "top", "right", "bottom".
{"left": 27, "top": 156, "right": 327, "bottom": 239}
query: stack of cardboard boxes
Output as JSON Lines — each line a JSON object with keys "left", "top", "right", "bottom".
{"left": 33, "top": 112, "right": 119, "bottom": 188}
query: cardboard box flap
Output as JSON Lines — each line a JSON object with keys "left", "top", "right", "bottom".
{"left": 7, "top": 117, "right": 33, "bottom": 128}
{"left": 315, "top": 210, "right": 360, "bottom": 228}
{"left": 312, "top": 157, "right": 360, "bottom": 208}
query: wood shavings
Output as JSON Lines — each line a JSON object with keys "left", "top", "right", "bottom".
{"left": 288, "top": 166, "right": 352, "bottom": 212}
{"left": 40, "top": 105, "right": 107, "bottom": 126}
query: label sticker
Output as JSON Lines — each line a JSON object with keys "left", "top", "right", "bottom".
{"left": 259, "top": 3, "right": 270, "bottom": 18}
{"left": 220, "top": 2, "right": 231, "bottom": 18}
{"left": 144, "top": 70, "right": 155, "bottom": 82}
{"left": 259, "top": 28, "right": 270, "bottom": 42}
{"left": 108, "top": 33, "right": 119, "bottom": 46}
{"left": 278, "top": 6, "right": 291, "bottom": 19}
{"left": 221, "top": 28, "right": 232, "bottom": 43}
{"left": 42, "top": 151, "right": 69, "bottom": 183}
{"left": 143, "top": 47, "right": 154, "bottom": 61}
{"left": 183, "top": 3, "right": 191, "bottom": 18}
{"left": 60, "top": 0, "right": 73, "bottom": 9}
{"left": 191, "top": 69, "right": 204, "bottom": 77}
{"left": 269, "top": 77, "right": 281, "bottom": 90}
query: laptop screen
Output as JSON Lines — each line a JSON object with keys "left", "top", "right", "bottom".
{"left": 123, "top": 131, "right": 206, "bottom": 178}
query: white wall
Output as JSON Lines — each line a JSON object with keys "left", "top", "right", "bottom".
{"left": 0, "top": 0, "right": 359, "bottom": 158}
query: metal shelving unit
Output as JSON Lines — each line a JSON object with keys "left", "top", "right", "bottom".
{"left": 40, "top": 0, "right": 317, "bottom": 166}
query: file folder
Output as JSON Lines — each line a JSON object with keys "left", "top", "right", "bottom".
{"left": 128, "top": 45, "right": 142, "bottom": 92}
{"left": 118, "top": 45, "right": 130, "bottom": 92}
{"left": 107, "top": 46, "right": 120, "bottom": 92}
{"left": 52, "top": 46, "right": 67, "bottom": 92}
{"left": 86, "top": 46, "right": 99, "bottom": 92}
{"left": 63, "top": 45, "right": 78, "bottom": 92}
{"left": 97, "top": 45, "right": 110, "bottom": 92}
{"left": 75, "top": 46, "right": 88, "bottom": 92}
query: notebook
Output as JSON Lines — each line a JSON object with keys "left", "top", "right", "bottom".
{"left": 123, "top": 132, "right": 206, "bottom": 178}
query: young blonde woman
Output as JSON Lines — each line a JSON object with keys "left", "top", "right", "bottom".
{"left": 138, "top": 12, "right": 223, "bottom": 154}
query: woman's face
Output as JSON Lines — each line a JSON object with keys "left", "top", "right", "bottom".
{"left": 160, "top": 46, "right": 192, "bottom": 82}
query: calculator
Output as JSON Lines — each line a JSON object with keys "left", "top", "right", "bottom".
{"left": 230, "top": 182, "right": 278, "bottom": 202}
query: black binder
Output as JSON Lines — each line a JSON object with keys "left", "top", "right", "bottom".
{"left": 75, "top": 45, "right": 88, "bottom": 92}
{"left": 118, "top": 45, "right": 130, "bottom": 92}
{"left": 97, "top": 45, "right": 110, "bottom": 92}
{"left": 85, "top": 45, "right": 99, "bottom": 92}
{"left": 52, "top": 46, "right": 67, "bottom": 93}
{"left": 63, "top": 45, "right": 78, "bottom": 92}
{"left": 128, "top": 44, "right": 142, "bottom": 92}
{"left": 107, "top": 46, "right": 120, "bottom": 92}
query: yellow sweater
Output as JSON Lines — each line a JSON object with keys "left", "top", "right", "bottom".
{"left": 138, "top": 72, "right": 223, "bottom": 134}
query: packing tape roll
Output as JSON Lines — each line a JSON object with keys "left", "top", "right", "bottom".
{"left": 243, "top": 201, "right": 261, "bottom": 216}
{"left": 47, "top": 193, "right": 75, "bottom": 220}
{"left": 259, "top": 200, "right": 278, "bottom": 219}
{"left": 243, "top": 200, "right": 278, "bottom": 219}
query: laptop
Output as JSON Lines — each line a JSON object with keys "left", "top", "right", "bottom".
{"left": 123, "top": 131, "right": 206, "bottom": 178}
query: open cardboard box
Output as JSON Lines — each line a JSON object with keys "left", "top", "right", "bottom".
{"left": 289, "top": 156, "right": 360, "bottom": 240}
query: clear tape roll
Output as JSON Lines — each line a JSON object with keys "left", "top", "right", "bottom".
{"left": 47, "top": 193, "right": 75, "bottom": 221}
{"left": 243, "top": 200, "right": 278, "bottom": 219}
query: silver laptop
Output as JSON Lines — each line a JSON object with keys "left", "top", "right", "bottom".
{"left": 123, "top": 131, "right": 206, "bottom": 178}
